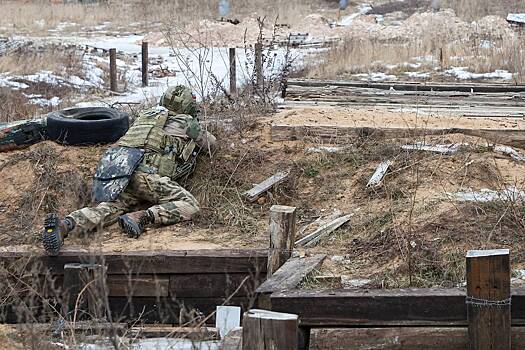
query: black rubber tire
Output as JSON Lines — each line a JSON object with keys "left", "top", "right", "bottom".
{"left": 46, "top": 107, "right": 129, "bottom": 145}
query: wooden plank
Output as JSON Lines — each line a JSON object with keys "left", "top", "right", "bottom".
{"left": 366, "top": 161, "right": 393, "bottom": 188}
{"left": 309, "top": 327, "right": 525, "bottom": 350}
{"left": 286, "top": 79, "right": 525, "bottom": 93}
{"left": 109, "top": 48, "right": 117, "bottom": 92}
{"left": 108, "top": 296, "right": 255, "bottom": 324}
{"left": 402, "top": 143, "right": 463, "bottom": 155}
{"left": 229, "top": 47, "right": 237, "bottom": 96}
{"left": 141, "top": 41, "right": 148, "bottom": 87}
{"left": 169, "top": 273, "right": 262, "bottom": 298}
{"left": 295, "top": 215, "right": 352, "bottom": 247}
{"left": 267, "top": 205, "right": 297, "bottom": 275}
{"left": 256, "top": 255, "right": 326, "bottom": 294}
{"left": 0, "top": 249, "right": 268, "bottom": 275}
{"left": 242, "top": 309, "right": 298, "bottom": 350}
{"left": 244, "top": 171, "right": 289, "bottom": 202}
{"left": 467, "top": 249, "right": 511, "bottom": 350}
{"left": 271, "top": 124, "right": 525, "bottom": 149}
{"left": 107, "top": 275, "right": 170, "bottom": 297}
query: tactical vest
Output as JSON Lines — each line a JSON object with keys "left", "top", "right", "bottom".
{"left": 118, "top": 108, "right": 195, "bottom": 180}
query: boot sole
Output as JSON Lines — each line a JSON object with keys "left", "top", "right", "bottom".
{"left": 118, "top": 215, "right": 142, "bottom": 238}
{"left": 42, "top": 214, "right": 62, "bottom": 256}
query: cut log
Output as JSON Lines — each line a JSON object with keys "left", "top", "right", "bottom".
{"left": 309, "top": 327, "right": 525, "bottom": 350}
{"left": 242, "top": 309, "right": 298, "bottom": 350}
{"left": 244, "top": 170, "right": 290, "bottom": 202}
{"left": 267, "top": 205, "right": 297, "bottom": 275}
{"left": 366, "top": 161, "right": 393, "bottom": 188}
{"left": 256, "top": 254, "right": 326, "bottom": 294}
{"left": 295, "top": 214, "right": 353, "bottom": 247}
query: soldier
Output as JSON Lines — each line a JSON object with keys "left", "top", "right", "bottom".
{"left": 41, "top": 85, "right": 216, "bottom": 256}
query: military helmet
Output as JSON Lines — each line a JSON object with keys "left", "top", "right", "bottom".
{"left": 160, "top": 85, "right": 198, "bottom": 117}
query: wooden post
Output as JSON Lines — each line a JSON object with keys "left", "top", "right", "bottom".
{"left": 267, "top": 205, "right": 296, "bottom": 276}
{"left": 229, "top": 47, "right": 237, "bottom": 96}
{"left": 254, "top": 42, "right": 263, "bottom": 90}
{"left": 142, "top": 41, "right": 149, "bottom": 87}
{"left": 242, "top": 309, "right": 298, "bottom": 350}
{"left": 466, "top": 249, "right": 511, "bottom": 350}
{"left": 109, "top": 48, "right": 117, "bottom": 92}
{"left": 63, "top": 263, "right": 108, "bottom": 320}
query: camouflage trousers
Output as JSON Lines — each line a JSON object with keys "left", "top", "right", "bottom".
{"left": 67, "top": 171, "right": 199, "bottom": 235}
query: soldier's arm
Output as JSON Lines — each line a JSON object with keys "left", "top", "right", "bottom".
{"left": 195, "top": 129, "right": 216, "bottom": 154}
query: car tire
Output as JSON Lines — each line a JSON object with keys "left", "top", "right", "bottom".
{"left": 46, "top": 107, "right": 129, "bottom": 145}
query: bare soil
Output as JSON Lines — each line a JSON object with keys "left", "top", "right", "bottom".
{"left": 1, "top": 106, "right": 525, "bottom": 288}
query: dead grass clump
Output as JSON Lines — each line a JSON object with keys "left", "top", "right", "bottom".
{"left": 0, "top": 88, "right": 40, "bottom": 122}
{"left": 442, "top": 0, "right": 525, "bottom": 20}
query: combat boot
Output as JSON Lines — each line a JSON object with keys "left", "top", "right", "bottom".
{"left": 42, "top": 214, "right": 75, "bottom": 256}
{"left": 118, "top": 210, "right": 154, "bottom": 238}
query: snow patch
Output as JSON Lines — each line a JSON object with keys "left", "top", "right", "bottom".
{"left": 445, "top": 67, "right": 513, "bottom": 80}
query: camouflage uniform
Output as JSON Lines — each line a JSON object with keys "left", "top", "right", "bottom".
{"left": 66, "top": 100, "right": 215, "bottom": 236}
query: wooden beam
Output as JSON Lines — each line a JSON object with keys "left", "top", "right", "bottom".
{"left": 467, "top": 249, "right": 511, "bottom": 350}
{"left": 63, "top": 263, "right": 107, "bottom": 319}
{"left": 267, "top": 205, "right": 297, "bottom": 276}
{"left": 271, "top": 124, "right": 525, "bottom": 149}
{"left": 242, "top": 309, "right": 298, "bottom": 350}
{"left": 0, "top": 249, "right": 268, "bottom": 275}
{"left": 244, "top": 171, "right": 289, "bottom": 202}
{"left": 286, "top": 78, "right": 525, "bottom": 93}
{"left": 169, "top": 273, "right": 262, "bottom": 298}
{"left": 309, "top": 327, "right": 525, "bottom": 350}
{"left": 256, "top": 255, "right": 326, "bottom": 294}
{"left": 254, "top": 43, "right": 263, "bottom": 90}
{"left": 129, "top": 325, "right": 220, "bottom": 339}
{"left": 106, "top": 275, "right": 170, "bottom": 297}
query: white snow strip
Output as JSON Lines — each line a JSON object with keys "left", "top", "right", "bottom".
{"left": 307, "top": 146, "right": 343, "bottom": 153}
{"left": 446, "top": 187, "right": 525, "bottom": 202}
{"left": 445, "top": 67, "right": 513, "bottom": 80}
{"left": 404, "top": 71, "right": 431, "bottom": 79}
{"left": 29, "top": 96, "right": 61, "bottom": 107}
{"left": 353, "top": 72, "right": 398, "bottom": 81}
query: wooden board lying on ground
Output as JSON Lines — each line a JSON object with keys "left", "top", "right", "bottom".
{"left": 0, "top": 249, "right": 268, "bottom": 274}
{"left": 270, "top": 288, "right": 525, "bottom": 326}
{"left": 309, "top": 327, "right": 525, "bottom": 350}
{"left": 256, "top": 255, "right": 326, "bottom": 294}
{"left": 271, "top": 124, "right": 525, "bottom": 149}
{"left": 244, "top": 170, "right": 290, "bottom": 202}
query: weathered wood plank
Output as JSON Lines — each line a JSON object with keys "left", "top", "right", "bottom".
{"left": 256, "top": 255, "right": 326, "bottom": 294}
{"left": 366, "top": 161, "right": 393, "bottom": 188}
{"left": 271, "top": 124, "right": 525, "bottom": 149}
{"left": 286, "top": 79, "right": 525, "bottom": 93}
{"left": 244, "top": 171, "right": 290, "bottom": 202}
{"left": 0, "top": 249, "right": 268, "bottom": 275}
{"left": 309, "top": 327, "right": 525, "bottom": 350}
{"left": 270, "top": 288, "right": 525, "bottom": 327}
{"left": 295, "top": 215, "right": 353, "bottom": 247}
{"left": 107, "top": 275, "right": 170, "bottom": 297}
{"left": 169, "top": 273, "right": 262, "bottom": 298}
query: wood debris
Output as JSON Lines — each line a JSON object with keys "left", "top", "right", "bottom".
{"left": 402, "top": 142, "right": 465, "bottom": 155}
{"left": 244, "top": 170, "right": 290, "bottom": 202}
{"left": 295, "top": 213, "right": 354, "bottom": 247}
{"left": 494, "top": 145, "right": 525, "bottom": 161}
{"left": 366, "top": 160, "right": 393, "bottom": 188}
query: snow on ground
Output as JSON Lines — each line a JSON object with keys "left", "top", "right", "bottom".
{"left": 76, "top": 34, "right": 306, "bottom": 106}
{"left": 445, "top": 67, "right": 513, "bottom": 80}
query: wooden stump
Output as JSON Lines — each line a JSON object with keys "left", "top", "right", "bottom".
{"left": 254, "top": 43, "right": 263, "bottom": 90}
{"left": 267, "top": 205, "right": 297, "bottom": 276}
{"left": 466, "top": 249, "right": 511, "bottom": 350}
{"left": 242, "top": 309, "right": 298, "bottom": 350}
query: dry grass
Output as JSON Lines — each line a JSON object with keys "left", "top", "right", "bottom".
{"left": 306, "top": 33, "right": 525, "bottom": 83}
{"left": 442, "top": 0, "right": 525, "bottom": 20}
{"left": 0, "top": 0, "right": 321, "bottom": 33}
